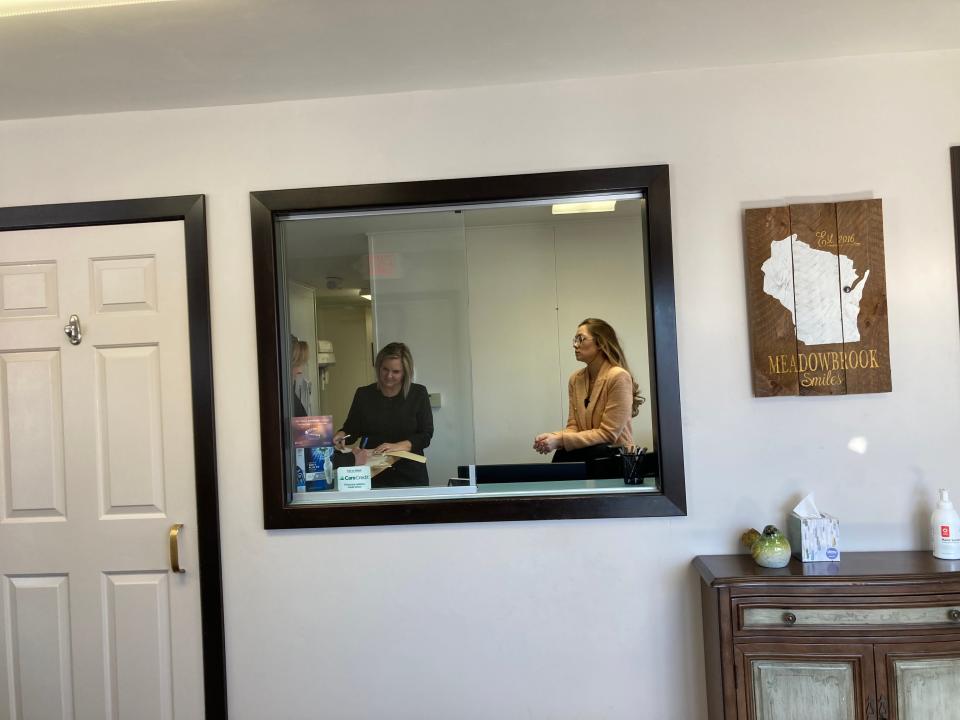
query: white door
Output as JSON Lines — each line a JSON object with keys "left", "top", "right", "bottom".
{"left": 0, "top": 221, "right": 204, "bottom": 719}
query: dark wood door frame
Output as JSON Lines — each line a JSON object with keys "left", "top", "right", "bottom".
{"left": 952, "top": 147, "right": 960, "bottom": 336}
{"left": 0, "top": 195, "right": 227, "bottom": 719}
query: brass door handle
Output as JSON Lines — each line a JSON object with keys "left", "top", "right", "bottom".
{"left": 169, "top": 523, "right": 186, "bottom": 573}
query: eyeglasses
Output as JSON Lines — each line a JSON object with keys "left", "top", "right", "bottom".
{"left": 572, "top": 334, "right": 593, "bottom": 346}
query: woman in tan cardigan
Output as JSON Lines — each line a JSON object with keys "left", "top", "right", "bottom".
{"left": 533, "top": 318, "right": 643, "bottom": 460}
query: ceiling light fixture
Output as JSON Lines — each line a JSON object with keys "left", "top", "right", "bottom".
{"left": 0, "top": 0, "right": 175, "bottom": 18}
{"left": 551, "top": 200, "right": 618, "bottom": 215}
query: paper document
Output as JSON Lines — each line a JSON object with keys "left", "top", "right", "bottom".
{"left": 382, "top": 450, "right": 427, "bottom": 463}
{"left": 347, "top": 449, "right": 427, "bottom": 477}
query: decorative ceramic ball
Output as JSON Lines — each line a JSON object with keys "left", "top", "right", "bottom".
{"left": 741, "top": 525, "right": 791, "bottom": 568}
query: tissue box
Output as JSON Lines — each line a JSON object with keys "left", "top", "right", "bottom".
{"left": 788, "top": 512, "right": 840, "bottom": 562}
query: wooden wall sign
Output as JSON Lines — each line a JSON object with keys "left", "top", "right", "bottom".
{"left": 744, "top": 200, "right": 891, "bottom": 397}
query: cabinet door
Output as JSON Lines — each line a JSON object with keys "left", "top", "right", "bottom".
{"left": 736, "top": 643, "right": 876, "bottom": 720}
{"left": 874, "top": 641, "right": 960, "bottom": 720}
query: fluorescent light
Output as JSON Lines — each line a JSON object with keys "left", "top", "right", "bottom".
{"left": 0, "top": 0, "right": 175, "bottom": 18}
{"left": 552, "top": 200, "right": 617, "bottom": 215}
{"left": 360, "top": 294, "right": 372, "bottom": 301}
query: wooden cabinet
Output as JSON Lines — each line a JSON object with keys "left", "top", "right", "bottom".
{"left": 694, "top": 552, "right": 960, "bottom": 720}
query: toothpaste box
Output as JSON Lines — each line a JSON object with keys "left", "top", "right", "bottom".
{"left": 295, "top": 445, "right": 335, "bottom": 491}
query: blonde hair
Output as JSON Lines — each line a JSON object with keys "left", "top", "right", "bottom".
{"left": 375, "top": 342, "right": 414, "bottom": 398}
{"left": 290, "top": 336, "right": 309, "bottom": 371}
{"left": 578, "top": 318, "right": 644, "bottom": 417}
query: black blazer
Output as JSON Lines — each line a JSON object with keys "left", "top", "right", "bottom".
{"left": 339, "top": 383, "right": 433, "bottom": 487}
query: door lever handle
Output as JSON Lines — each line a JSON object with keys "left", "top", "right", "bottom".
{"left": 169, "top": 523, "right": 186, "bottom": 573}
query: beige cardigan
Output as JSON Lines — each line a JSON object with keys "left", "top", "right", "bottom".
{"left": 561, "top": 361, "right": 634, "bottom": 451}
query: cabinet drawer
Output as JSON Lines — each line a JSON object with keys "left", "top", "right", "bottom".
{"left": 736, "top": 598, "right": 960, "bottom": 633}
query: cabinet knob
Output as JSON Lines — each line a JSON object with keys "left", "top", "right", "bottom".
{"left": 782, "top": 611, "right": 797, "bottom": 625}
{"left": 949, "top": 608, "right": 960, "bottom": 622}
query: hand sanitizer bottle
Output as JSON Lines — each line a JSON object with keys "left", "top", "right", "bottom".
{"left": 931, "top": 489, "right": 960, "bottom": 560}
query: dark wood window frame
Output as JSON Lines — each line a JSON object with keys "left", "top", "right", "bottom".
{"left": 251, "top": 165, "right": 686, "bottom": 528}
{"left": 0, "top": 195, "right": 227, "bottom": 719}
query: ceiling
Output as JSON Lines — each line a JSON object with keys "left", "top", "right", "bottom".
{"left": 2, "top": 0, "right": 959, "bottom": 121}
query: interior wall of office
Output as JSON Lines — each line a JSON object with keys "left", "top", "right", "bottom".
{"left": 341, "top": 215, "right": 653, "bottom": 483}
{"left": 1, "top": 48, "right": 958, "bottom": 719}
{"left": 368, "top": 226, "right": 475, "bottom": 484}
{"left": 465, "top": 214, "right": 653, "bottom": 467}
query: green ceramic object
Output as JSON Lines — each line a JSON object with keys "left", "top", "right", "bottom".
{"left": 741, "top": 525, "right": 791, "bottom": 568}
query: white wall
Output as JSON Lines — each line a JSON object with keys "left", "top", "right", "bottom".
{"left": 467, "top": 214, "right": 654, "bottom": 462}
{"left": 468, "top": 222, "right": 561, "bottom": 462}
{"left": 553, "top": 216, "right": 653, "bottom": 449}
{"left": 2, "top": 49, "right": 959, "bottom": 719}
{"left": 369, "top": 227, "right": 475, "bottom": 484}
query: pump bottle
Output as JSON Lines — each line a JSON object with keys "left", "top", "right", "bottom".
{"left": 931, "top": 489, "right": 960, "bottom": 560}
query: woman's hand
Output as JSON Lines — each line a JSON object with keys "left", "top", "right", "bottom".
{"left": 351, "top": 447, "right": 372, "bottom": 465}
{"left": 372, "top": 440, "right": 412, "bottom": 454}
{"left": 333, "top": 431, "right": 351, "bottom": 451}
{"left": 533, "top": 432, "right": 562, "bottom": 454}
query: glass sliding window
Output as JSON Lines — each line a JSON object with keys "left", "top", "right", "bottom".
{"left": 277, "top": 198, "right": 656, "bottom": 505}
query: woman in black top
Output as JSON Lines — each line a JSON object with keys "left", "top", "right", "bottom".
{"left": 333, "top": 342, "right": 433, "bottom": 488}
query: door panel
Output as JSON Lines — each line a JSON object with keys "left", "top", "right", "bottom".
{"left": 752, "top": 660, "right": 857, "bottom": 720}
{"left": 895, "top": 659, "right": 960, "bottom": 719}
{"left": 0, "top": 351, "right": 66, "bottom": 520}
{"left": 0, "top": 261, "right": 58, "bottom": 319}
{"left": 737, "top": 643, "right": 875, "bottom": 720}
{"left": 104, "top": 572, "right": 173, "bottom": 720}
{"left": 2, "top": 575, "right": 74, "bottom": 720}
{"left": 875, "top": 641, "right": 960, "bottom": 720}
{"left": 95, "top": 344, "right": 166, "bottom": 515}
{"left": 0, "top": 222, "right": 203, "bottom": 719}
{"left": 91, "top": 255, "right": 158, "bottom": 313}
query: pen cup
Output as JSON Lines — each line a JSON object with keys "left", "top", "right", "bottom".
{"left": 621, "top": 448, "right": 646, "bottom": 485}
